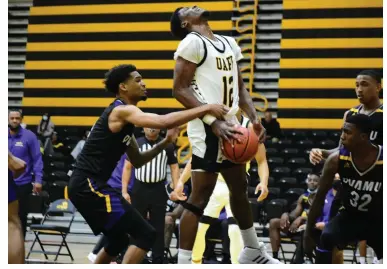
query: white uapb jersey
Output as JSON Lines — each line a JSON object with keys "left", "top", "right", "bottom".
{"left": 174, "top": 32, "right": 244, "bottom": 162}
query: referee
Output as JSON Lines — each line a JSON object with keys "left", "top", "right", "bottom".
{"left": 129, "top": 128, "right": 179, "bottom": 264}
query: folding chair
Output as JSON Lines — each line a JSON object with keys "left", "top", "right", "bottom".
{"left": 27, "top": 199, "right": 76, "bottom": 262}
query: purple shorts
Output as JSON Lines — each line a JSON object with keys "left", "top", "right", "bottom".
{"left": 68, "top": 169, "right": 128, "bottom": 235}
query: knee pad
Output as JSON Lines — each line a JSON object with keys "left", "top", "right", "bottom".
{"left": 227, "top": 217, "right": 237, "bottom": 225}
{"left": 200, "top": 215, "right": 217, "bottom": 225}
{"left": 134, "top": 225, "right": 156, "bottom": 251}
{"left": 104, "top": 235, "right": 130, "bottom": 257}
{"left": 182, "top": 202, "right": 203, "bottom": 217}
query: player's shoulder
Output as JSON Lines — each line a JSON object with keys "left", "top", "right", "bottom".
{"left": 23, "top": 128, "right": 38, "bottom": 139}
{"left": 375, "top": 104, "right": 383, "bottom": 113}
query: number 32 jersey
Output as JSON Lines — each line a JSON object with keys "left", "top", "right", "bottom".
{"left": 174, "top": 32, "right": 243, "bottom": 160}
{"left": 338, "top": 145, "right": 383, "bottom": 219}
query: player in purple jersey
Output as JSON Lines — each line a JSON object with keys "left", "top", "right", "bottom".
{"left": 8, "top": 151, "right": 26, "bottom": 264}
{"left": 68, "top": 64, "right": 230, "bottom": 264}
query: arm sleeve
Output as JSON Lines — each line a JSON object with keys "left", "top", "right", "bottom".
{"left": 166, "top": 144, "right": 178, "bottom": 165}
{"left": 29, "top": 132, "right": 44, "bottom": 183}
{"left": 224, "top": 36, "right": 244, "bottom": 62}
{"left": 173, "top": 34, "right": 204, "bottom": 64}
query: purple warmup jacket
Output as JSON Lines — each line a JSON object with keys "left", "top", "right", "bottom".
{"left": 107, "top": 153, "right": 135, "bottom": 192}
{"left": 8, "top": 128, "right": 43, "bottom": 185}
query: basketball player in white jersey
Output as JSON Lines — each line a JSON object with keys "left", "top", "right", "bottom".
{"left": 174, "top": 114, "right": 270, "bottom": 264}
{"left": 170, "top": 6, "right": 279, "bottom": 264}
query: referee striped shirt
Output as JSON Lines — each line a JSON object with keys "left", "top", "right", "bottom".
{"left": 134, "top": 136, "right": 178, "bottom": 183}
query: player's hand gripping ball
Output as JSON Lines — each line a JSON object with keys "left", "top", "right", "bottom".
{"left": 222, "top": 125, "right": 259, "bottom": 164}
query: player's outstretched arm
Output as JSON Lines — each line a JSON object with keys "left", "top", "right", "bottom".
{"left": 254, "top": 143, "right": 269, "bottom": 201}
{"left": 310, "top": 110, "right": 349, "bottom": 164}
{"left": 8, "top": 151, "right": 26, "bottom": 178}
{"left": 304, "top": 151, "right": 339, "bottom": 253}
{"left": 116, "top": 104, "right": 228, "bottom": 130}
{"left": 126, "top": 129, "right": 179, "bottom": 168}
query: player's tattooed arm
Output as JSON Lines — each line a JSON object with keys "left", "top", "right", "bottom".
{"left": 126, "top": 130, "right": 178, "bottom": 168}
{"left": 173, "top": 57, "right": 203, "bottom": 109}
{"left": 173, "top": 56, "right": 226, "bottom": 123}
{"left": 305, "top": 151, "right": 339, "bottom": 238}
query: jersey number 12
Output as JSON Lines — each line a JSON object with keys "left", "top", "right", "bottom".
{"left": 222, "top": 76, "right": 233, "bottom": 107}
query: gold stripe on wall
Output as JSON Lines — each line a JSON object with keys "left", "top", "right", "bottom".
{"left": 25, "top": 60, "right": 175, "bottom": 70}
{"left": 280, "top": 58, "right": 382, "bottom": 68}
{"left": 283, "top": 0, "right": 382, "bottom": 10}
{"left": 27, "top": 41, "right": 179, "bottom": 52}
{"left": 278, "top": 118, "right": 344, "bottom": 129}
{"left": 281, "top": 38, "right": 382, "bottom": 49}
{"left": 278, "top": 99, "right": 361, "bottom": 109}
{"left": 28, "top": 21, "right": 231, "bottom": 33}
{"left": 30, "top": 1, "right": 233, "bottom": 16}
{"left": 24, "top": 116, "right": 98, "bottom": 126}
{"left": 24, "top": 79, "right": 173, "bottom": 89}
{"left": 22, "top": 97, "right": 183, "bottom": 108}
{"left": 282, "top": 18, "right": 382, "bottom": 29}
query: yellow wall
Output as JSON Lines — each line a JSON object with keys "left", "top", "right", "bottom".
{"left": 278, "top": 0, "right": 383, "bottom": 129}
{"left": 23, "top": 0, "right": 233, "bottom": 126}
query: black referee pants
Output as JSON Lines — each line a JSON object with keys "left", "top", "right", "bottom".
{"left": 132, "top": 179, "right": 168, "bottom": 263}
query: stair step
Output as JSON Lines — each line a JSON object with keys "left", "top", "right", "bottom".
{"left": 257, "top": 43, "right": 280, "bottom": 50}
{"left": 8, "top": 19, "right": 28, "bottom": 25}
{"left": 9, "top": 11, "right": 30, "bottom": 17}
{"left": 8, "top": 37, "right": 27, "bottom": 43}
{"left": 8, "top": 46, "right": 26, "bottom": 52}
{"left": 8, "top": 29, "right": 28, "bottom": 34}
{"left": 8, "top": 91, "right": 24, "bottom": 98}
{"left": 8, "top": 64, "right": 25, "bottom": 70}
{"left": 258, "top": 14, "right": 283, "bottom": 20}
{"left": 255, "top": 52, "right": 280, "bottom": 59}
{"left": 254, "top": 82, "right": 278, "bottom": 89}
{"left": 258, "top": 23, "right": 282, "bottom": 30}
{"left": 8, "top": 73, "right": 25, "bottom": 80}
{"left": 256, "top": 33, "right": 281, "bottom": 40}
{"left": 8, "top": 55, "right": 26, "bottom": 61}
{"left": 259, "top": 3, "right": 283, "bottom": 11}
{"left": 255, "top": 72, "right": 280, "bottom": 79}
{"left": 8, "top": 82, "right": 24, "bottom": 89}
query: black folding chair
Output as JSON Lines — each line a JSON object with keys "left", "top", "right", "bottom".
{"left": 27, "top": 199, "right": 76, "bottom": 262}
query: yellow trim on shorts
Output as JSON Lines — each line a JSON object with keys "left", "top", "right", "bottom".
{"left": 339, "top": 155, "right": 352, "bottom": 161}
{"left": 87, "top": 178, "right": 112, "bottom": 213}
{"left": 64, "top": 186, "right": 68, "bottom": 200}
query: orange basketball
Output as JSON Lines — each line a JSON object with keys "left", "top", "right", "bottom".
{"left": 222, "top": 125, "right": 259, "bottom": 164}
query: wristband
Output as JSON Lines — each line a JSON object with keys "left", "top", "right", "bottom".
{"left": 202, "top": 114, "right": 217, "bottom": 125}
{"left": 165, "top": 184, "right": 173, "bottom": 197}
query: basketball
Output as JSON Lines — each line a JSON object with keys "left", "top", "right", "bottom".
{"left": 222, "top": 125, "right": 259, "bottom": 164}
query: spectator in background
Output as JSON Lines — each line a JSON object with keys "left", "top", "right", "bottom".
{"left": 71, "top": 130, "right": 90, "bottom": 160}
{"left": 8, "top": 109, "right": 44, "bottom": 237}
{"left": 269, "top": 173, "right": 320, "bottom": 260}
{"left": 261, "top": 111, "right": 282, "bottom": 141}
{"left": 37, "top": 113, "right": 55, "bottom": 144}
{"left": 44, "top": 131, "right": 65, "bottom": 155}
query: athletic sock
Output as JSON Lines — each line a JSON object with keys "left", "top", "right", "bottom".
{"left": 178, "top": 249, "right": 192, "bottom": 264}
{"left": 240, "top": 226, "right": 260, "bottom": 249}
{"left": 272, "top": 251, "right": 278, "bottom": 259}
{"left": 359, "top": 256, "right": 366, "bottom": 264}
